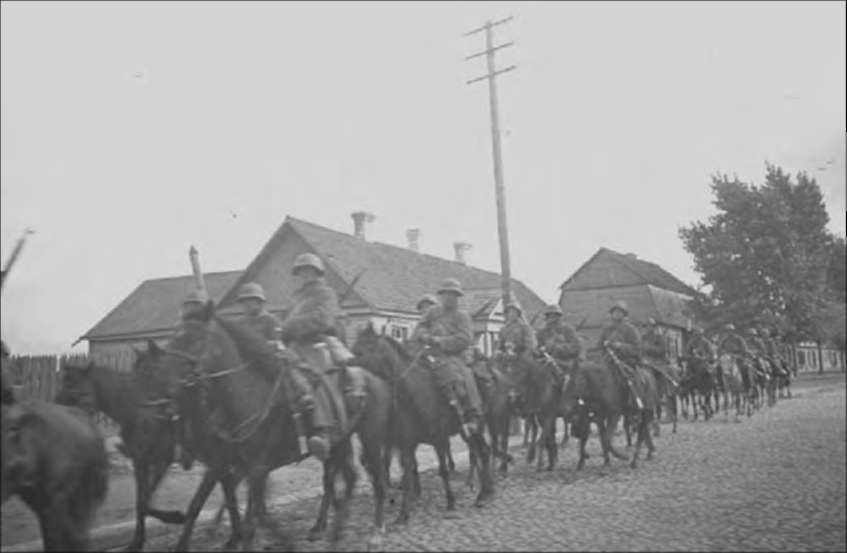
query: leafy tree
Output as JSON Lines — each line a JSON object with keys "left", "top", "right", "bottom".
{"left": 679, "top": 164, "right": 837, "bottom": 343}
{"left": 826, "top": 236, "right": 846, "bottom": 302}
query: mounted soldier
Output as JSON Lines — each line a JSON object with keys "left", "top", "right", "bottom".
{"left": 278, "top": 253, "right": 365, "bottom": 461}
{"left": 406, "top": 293, "right": 438, "bottom": 356}
{"left": 746, "top": 328, "right": 769, "bottom": 378}
{"left": 498, "top": 301, "right": 537, "bottom": 360}
{"left": 595, "top": 301, "right": 644, "bottom": 409}
{"left": 535, "top": 304, "right": 581, "bottom": 384}
{"left": 180, "top": 289, "right": 208, "bottom": 322}
{"left": 641, "top": 318, "right": 679, "bottom": 389}
{"left": 419, "top": 278, "right": 482, "bottom": 434}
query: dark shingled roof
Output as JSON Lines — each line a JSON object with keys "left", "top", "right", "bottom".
{"left": 560, "top": 247, "right": 696, "bottom": 296}
{"left": 82, "top": 216, "right": 547, "bottom": 341}
{"left": 81, "top": 271, "right": 243, "bottom": 340}
{"left": 283, "top": 217, "right": 546, "bottom": 319}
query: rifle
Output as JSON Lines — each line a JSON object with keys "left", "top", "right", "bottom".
{"left": 604, "top": 343, "right": 643, "bottom": 409}
{"left": 1, "top": 228, "right": 34, "bottom": 291}
{"left": 188, "top": 245, "right": 207, "bottom": 298}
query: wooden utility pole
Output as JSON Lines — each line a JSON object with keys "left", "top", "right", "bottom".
{"left": 465, "top": 16, "right": 517, "bottom": 308}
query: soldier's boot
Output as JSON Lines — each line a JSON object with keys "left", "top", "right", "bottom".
{"left": 455, "top": 384, "right": 481, "bottom": 436}
{"left": 343, "top": 366, "right": 367, "bottom": 415}
{"left": 441, "top": 384, "right": 470, "bottom": 432}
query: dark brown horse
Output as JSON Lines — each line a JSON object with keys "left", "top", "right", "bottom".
{"left": 561, "top": 353, "right": 660, "bottom": 470}
{"left": 350, "top": 325, "right": 494, "bottom": 525}
{"left": 56, "top": 357, "right": 187, "bottom": 551}
{"left": 496, "top": 351, "right": 568, "bottom": 471}
{"left": 2, "top": 395, "right": 109, "bottom": 551}
{"left": 148, "top": 302, "right": 391, "bottom": 550}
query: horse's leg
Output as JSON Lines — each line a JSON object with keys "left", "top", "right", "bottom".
{"left": 394, "top": 448, "right": 416, "bottom": 525}
{"left": 435, "top": 444, "right": 456, "bottom": 512}
{"left": 645, "top": 411, "right": 657, "bottom": 461}
{"left": 309, "top": 458, "right": 335, "bottom": 541}
{"left": 469, "top": 429, "right": 494, "bottom": 506}
{"left": 127, "top": 459, "right": 150, "bottom": 552}
{"left": 175, "top": 468, "right": 219, "bottom": 552}
{"left": 606, "top": 414, "right": 628, "bottom": 461}
{"left": 624, "top": 413, "right": 633, "bottom": 447}
{"left": 219, "top": 470, "right": 243, "bottom": 551}
{"left": 597, "top": 419, "right": 611, "bottom": 466}
{"left": 560, "top": 417, "right": 570, "bottom": 449}
{"left": 522, "top": 415, "right": 531, "bottom": 446}
{"left": 630, "top": 412, "right": 644, "bottom": 469}
{"left": 446, "top": 442, "right": 456, "bottom": 474}
{"left": 526, "top": 415, "right": 537, "bottom": 463}
{"left": 361, "top": 436, "right": 388, "bottom": 551}
{"left": 331, "top": 442, "right": 357, "bottom": 543}
{"left": 545, "top": 416, "right": 557, "bottom": 471}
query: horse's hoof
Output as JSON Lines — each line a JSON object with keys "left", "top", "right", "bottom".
{"left": 367, "top": 533, "right": 386, "bottom": 552}
{"left": 307, "top": 527, "right": 326, "bottom": 542}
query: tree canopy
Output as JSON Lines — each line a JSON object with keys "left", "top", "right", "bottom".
{"left": 679, "top": 164, "right": 843, "bottom": 344}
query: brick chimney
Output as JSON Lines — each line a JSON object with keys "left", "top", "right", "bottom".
{"left": 406, "top": 228, "right": 420, "bottom": 252}
{"left": 453, "top": 241, "right": 472, "bottom": 265}
{"left": 351, "top": 211, "right": 375, "bottom": 240}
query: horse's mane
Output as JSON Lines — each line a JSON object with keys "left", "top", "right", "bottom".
{"left": 213, "top": 316, "right": 279, "bottom": 376}
{"left": 379, "top": 334, "right": 413, "bottom": 363}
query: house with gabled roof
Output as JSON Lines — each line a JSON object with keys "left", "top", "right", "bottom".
{"left": 557, "top": 247, "right": 698, "bottom": 361}
{"left": 80, "top": 213, "right": 546, "bottom": 359}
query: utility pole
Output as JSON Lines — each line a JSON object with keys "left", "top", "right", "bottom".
{"left": 465, "top": 16, "right": 517, "bottom": 308}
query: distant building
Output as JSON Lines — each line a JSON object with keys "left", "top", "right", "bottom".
{"left": 557, "top": 247, "right": 697, "bottom": 362}
{"left": 80, "top": 214, "right": 546, "bottom": 359}
{"left": 793, "top": 342, "right": 845, "bottom": 373}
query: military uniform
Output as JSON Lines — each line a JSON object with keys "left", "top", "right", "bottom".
{"left": 406, "top": 295, "right": 438, "bottom": 357}
{"left": 642, "top": 322, "right": 679, "bottom": 388}
{"left": 536, "top": 319, "right": 581, "bottom": 362}
{"left": 499, "top": 317, "right": 537, "bottom": 356}
{"left": 686, "top": 332, "right": 717, "bottom": 362}
{"left": 279, "top": 253, "right": 363, "bottom": 461}
{"left": 596, "top": 302, "right": 643, "bottom": 408}
{"left": 423, "top": 279, "right": 482, "bottom": 427}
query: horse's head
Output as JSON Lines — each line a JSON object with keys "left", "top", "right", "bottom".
{"left": 155, "top": 300, "right": 240, "bottom": 399}
{"left": 351, "top": 322, "right": 408, "bottom": 380}
{"left": 55, "top": 361, "right": 98, "bottom": 410}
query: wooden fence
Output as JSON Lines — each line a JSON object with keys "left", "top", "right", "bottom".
{"left": 6, "top": 351, "right": 137, "bottom": 436}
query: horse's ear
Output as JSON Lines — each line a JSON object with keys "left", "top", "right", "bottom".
{"left": 201, "top": 300, "right": 215, "bottom": 322}
{"left": 147, "top": 339, "right": 161, "bottom": 358}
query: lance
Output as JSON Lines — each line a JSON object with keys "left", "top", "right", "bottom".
{"left": 188, "top": 245, "right": 208, "bottom": 298}
{"left": 1, "top": 228, "right": 35, "bottom": 291}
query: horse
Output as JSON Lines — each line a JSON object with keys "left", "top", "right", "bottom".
{"left": 497, "top": 350, "right": 571, "bottom": 472}
{"left": 681, "top": 356, "right": 717, "bottom": 421}
{"left": 2, "top": 395, "right": 109, "bottom": 551}
{"left": 350, "top": 325, "right": 494, "bottom": 525}
{"left": 717, "top": 354, "right": 747, "bottom": 421}
{"left": 466, "top": 351, "right": 518, "bottom": 476}
{"left": 561, "top": 352, "right": 660, "bottom": 470}
{"left": 55, "top": 357, "right": 188, "bottom": 551}
{"left": 146, "top": 302, "right": 390, "bottom": 550}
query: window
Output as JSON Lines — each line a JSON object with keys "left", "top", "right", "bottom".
{"left": 390, "top": 325, "right": 408, "bottom": 341}
{"left": 809, "top": 350, "right": 818, "bottom": 368}
{"left": 797, "top": 350, "right": 806, "bottom": 368}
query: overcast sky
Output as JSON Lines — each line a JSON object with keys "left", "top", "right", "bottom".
{"left": 2, "top": 1, "right": 845, "bottom": 354}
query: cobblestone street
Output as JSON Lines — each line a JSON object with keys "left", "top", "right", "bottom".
{"left": 136, "top": 374, "right": 846, "bottom": 552}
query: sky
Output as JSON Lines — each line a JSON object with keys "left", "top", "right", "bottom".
{"left": 2, "top": 1, "right": 845, "bottom": 354}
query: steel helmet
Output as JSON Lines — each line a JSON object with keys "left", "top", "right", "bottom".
{"left": 416, "top": 294, "right": 438, "bottom": 311}
{"left": 292, "top": 253, "right": 325, "bottom": 275}
{"left": 748, "top": 328, "right": 758, "bottom": 336}
{"left": 725, "top": 323, "right": 736, "bottom": 331}
{"left": 504, "top": 300, "right": 523, "bottom": 315}
{"left": 437, "top": 278, "right": 464, "bottom": 296}
{"left": 544, "top": 304, "right": 563, "bottom": 316}
{"left": 182, "top": 288, "right": 208, "bottom": 306}
{"left": 237, "top": 282, "right": 266, "bottom": 302}
{"left": 609, "top": 301, "right": 629, "bottom": 315}
{"left": 647, "top": 317, "right": 657, "bottom": 326}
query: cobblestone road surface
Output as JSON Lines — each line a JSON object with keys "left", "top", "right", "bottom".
{"left": 135, "top": 375, "right": 845, "bottom": 552}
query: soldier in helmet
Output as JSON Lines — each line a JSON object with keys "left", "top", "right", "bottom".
{"left": 498, "top": 300, "right": 537, "bottom": 359}
{"left": 180, "top": 288, "right": 208, "bottom": 321}
{"left": 236, "top": 281, "right": 317, "bottom": 416}
{"left": 685, "top": 326, "right": 716, "bottom": 363}
{"left": 406, "top": 293, "right": 438, "bottom": 356}
{"left": 279, "top": 252, "right": 364, "bottom": 461}
{"left": 236, "top": 282, "right": 281, "bottom": 343}
{"left": 642, "top": 318, "right": 679, "bottom": 386}
{"left": 420, "top": 278, "right": 482, "bottom": 433}
{"left": 535, "top": 304, "right": 582, "bottom": 382}
{"left": 595, "top": 301, "right": 643, "bottom": 409}
{"left": 746, "top": 327, "right": 769, "bottom": 378}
